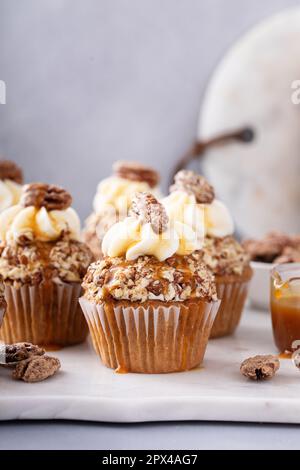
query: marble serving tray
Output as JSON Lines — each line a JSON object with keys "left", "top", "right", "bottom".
{"left": 1, "top": 308, "right": 299, "bottom": 424}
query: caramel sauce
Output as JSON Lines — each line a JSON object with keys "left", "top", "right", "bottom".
{"left": 115, "top": 365, "right": 129, "bottom": 374}
{"left": 271, "top": 296, "right": 300, "bottom": 353}
{"left": 278, "top": 351, "right": 292, "bottom": 360}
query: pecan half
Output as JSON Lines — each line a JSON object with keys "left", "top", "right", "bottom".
{"left": 20, "top": 183, "right": 72, "bottom": 210}
{"left": 0, "top": 160, "right": 23, "bottom": 184}
{"left": 170, "top": 170, "right": 215, "bottom": 204}
{"left": 130, "top": 192, "right": 169, "bottom": 234}
{"left": 240, "top": 355, "right": 280, "bottom": 381}
{"left": 242, "top": 231, "right": 291, "bottom": 263}
{"left": 113, "top": 161, "right": 159, "bottom": 188}
{"left": 12, "top": 355, "right": 61, "bottom": 382}
{"left": 4, "top": 342, "right": 45, "bottom": 365}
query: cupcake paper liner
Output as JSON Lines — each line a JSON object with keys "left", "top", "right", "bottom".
{"left": 0, "top": 306, "right": 5, "bottom": 330}
{"left": 0, "top": 282, "right": 88, "bottom": 347}
{"left": 79, "top": 297, "right": 220, "bottom": 373}
{"left": 210, "top": 270, "right": 253, "bottom": 339}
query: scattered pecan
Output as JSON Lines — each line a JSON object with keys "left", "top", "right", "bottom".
{"left": 0, "top": 160, "right": 23, "bottom": 184}
{"left": 20, "top": 183, "right": 72, "bottom": 211}
{"left": 3, "top": 342, "right": 45, "bottom": 365}
{"left": 12, "top": 355, "right": 61, "bottom": 383}
{"left": 130, "top": 192, "right": 169, "bottom": 234}
{"left": 242, "top": 231, "right": 299, "bottom": 263}
{"left": 240, "top": 355, "right": 280, "bottom": 381}
{"left": 275, "top": 246, "right": 300, "bottom": 264}
{"left": 170, "top": 170, "right": 215, "bottom": 204}
{"left": 113, "top": 161, "right": 159, "bottom": 188}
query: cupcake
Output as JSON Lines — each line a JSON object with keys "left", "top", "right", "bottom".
{"left": 80, "top": 192, "right": 220, "bottom": 373}
{"left": 83, "top": 161, "right": 161, "bottom": 259}
{"left": 0, "top": 183, "right": 93, "bottom": 347}
{"left": 163, "top": 170, "right": 252, "bottom": 339}
{"left": 0, "top": 296, "right": 5, "bottom": 329}
{"left": 0, "top": 160, "right": 23, "bottom": 212}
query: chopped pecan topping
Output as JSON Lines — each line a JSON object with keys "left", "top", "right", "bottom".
{"left": 0, "top": 160, "right": 23, "bottom": 184}
{"left": 12, "top": 355, "right": 61, "bottom": 382}
{"left": 130, "top": 192, "right": 169, "bottom": 234}
{"left": 20, "top": 183, "right": 72, "bottom": 211}
{"left": 170, "top": 170, "right": 215, "bottom": 204}
{"left": 0, "top": 239, "right": 93, "bottom": 285}
{"left": 240, "top": 355, "right": 280, "bottom": 381}
{"left": 82, "top": 254, "right": 218, "bottom": 303}
{"left": 4, "top": 342, "right": 45, "bottom": 365}
{"left": 113, "top": 161, "right": 159, "bottom": 188}
{"left": 199, "top": 236, "right": 250, "bottom": 276}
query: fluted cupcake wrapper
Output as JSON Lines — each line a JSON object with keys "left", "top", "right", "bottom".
{"left": 210, "top": 273, "right": 252, "bottom": 339}
{"left": 79, "top": 298, "right": 220, "bottom": 374}
{"left": 0, "top": 282, "right": 88, "bottom": 347}
{"left": 0, "top": 306, "right": 5, "bottom": 330}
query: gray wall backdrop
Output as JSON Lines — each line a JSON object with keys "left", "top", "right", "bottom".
{"left": 0, "top": 0, "right": 299, "bottom": 219}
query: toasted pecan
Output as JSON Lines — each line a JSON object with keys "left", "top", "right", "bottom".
{"left": 170, "top": 170, "right": 215, "bottom": 204}
{"left": 240, "top": 355, "right": 280, "bottom": 381}
{"left": 113, "top": 161, "right": 159, "bottom": 188}
{"left": 130, "top": 192, "right": 168, "bottom": 234}
{"left": 4, "top": 342, "right": 45, "bottom": 365}
{"left": 20, "top": 183, "right": 72, "bottom": 210}
{"left": 12, "top": 355, "right": 61, "bottom": 382}
{"left": 0, "top": 160, "right": 23, "bottom": 184}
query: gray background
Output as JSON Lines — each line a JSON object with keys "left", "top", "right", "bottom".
{"left": 0, "top": 0, "right": 299, "bottom": 220}
{"left": 0, "top": 421, "right": 300, "bottom": 450}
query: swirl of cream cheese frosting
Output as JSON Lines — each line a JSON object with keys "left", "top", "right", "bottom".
{"left": 93, "top": 176, "right": 161, "bottom": 216}
{"left": 0, "top": 204, "right": 81, "bottom": 243}
{"left": 102, "top": 215, "right": 203, "bottom": 262}
{"left": 163, "top": 190, "right": 234, "bottom": 239}
{"left": 0, "top": 180, "right": 22, "bottom": 213}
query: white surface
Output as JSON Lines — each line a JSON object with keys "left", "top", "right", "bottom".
{"left": 248, "top": 262, "right": 274, "bottom": 310}
{"left": 1, "top": 307, "right": 300, "bottom": 424}
{"left": 199, "top": 7, "right": 300, "bottom": 237}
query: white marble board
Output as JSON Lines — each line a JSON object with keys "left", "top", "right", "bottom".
{"left": 1, "top": 308, "right": 299, "bottom": 424}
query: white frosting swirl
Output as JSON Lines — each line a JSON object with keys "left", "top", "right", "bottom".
{"left": 0, "top": 205, "right": 81, "bottom": 243}
{"left": 163, "top": 190, "right": 234, "bottom": 239}
{"left": 204, "top": 199, "right": 234, "bottom": 238}
{"left": 0, "top": 180, "right": 22, "bottom": 212}
{"left": 102, "top": 216, "right": 202, "bottom": 261}
{"left": 93, "top": 176, "right": 160, "bottom": 215}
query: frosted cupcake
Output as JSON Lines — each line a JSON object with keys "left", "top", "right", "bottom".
{"left": 83, "top": 161, "right": 160, "bottom": 259}
{"left": 80, "top": 192, "right": 219, "bottom": 373}
{"left": 0, "top": 160, "right": 23, "bottom": 212}
{"left": 0, "top": 183, "right": 93, "bottom": 347}
{"left": 163, "top": 170, "right": 252, "bottom": 338}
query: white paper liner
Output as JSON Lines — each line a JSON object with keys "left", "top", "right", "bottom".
{"left": 0, "top": 282, "right": 88, "bottom": 347}
{"left": 79, "top": 297, "right": 220, "bottom": 373}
